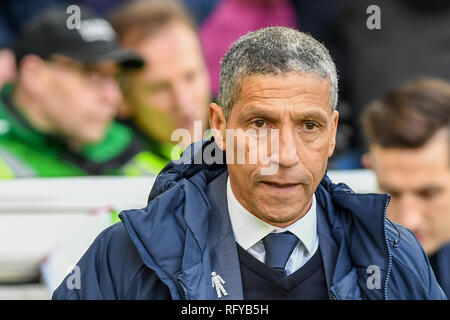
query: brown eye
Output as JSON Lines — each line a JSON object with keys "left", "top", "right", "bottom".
{"left": 302, "top": 122, "right": 318, "bottom": 131}
{"left": 254, "top": 119, "right": 266, "bottom": 128}
{"left": 418, "top": 188, "right": 442, "bottom": 200}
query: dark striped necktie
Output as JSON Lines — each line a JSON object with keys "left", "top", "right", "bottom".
{"left": 263, "top": 231, "right": 299, "bottom": 274}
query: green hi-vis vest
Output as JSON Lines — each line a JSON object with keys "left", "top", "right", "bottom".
{"left": 0, "top": 83, "right": 177, "bottom": 179}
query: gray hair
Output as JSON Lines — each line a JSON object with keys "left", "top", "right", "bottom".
{"left": 218, "top": 26, "right": 338, "bottom": 119}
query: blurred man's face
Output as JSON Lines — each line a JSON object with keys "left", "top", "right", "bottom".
{"left": 39, "top": 57, "right": 121, "bottom": 148}
{"left": 368, "top": 130, "right": 450, "bottom": 255}
{"left": 126, "top": 21, "right": 210, "bottom": 145}
{"left": 210, "top": 73, "right": 338, "bottom": 228}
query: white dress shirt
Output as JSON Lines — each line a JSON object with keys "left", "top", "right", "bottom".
{"left": 227, "top": 177, "right": 319, "bottom": 276}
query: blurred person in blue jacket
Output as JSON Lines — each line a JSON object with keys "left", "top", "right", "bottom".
{"left": 362, "top": 78, "right": 450, "bottom": 297}
{"left": 53, "top": 27, "right": 446, "bottom": 300}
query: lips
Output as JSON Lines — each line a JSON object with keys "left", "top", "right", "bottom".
{"left": 259, "top": 181, "right": 303, "bottom": 194}
{"left": 261, "top": 181, "right": 301, "bottom": 187}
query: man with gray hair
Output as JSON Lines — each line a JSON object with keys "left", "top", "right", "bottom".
{"left": 53, "top": 27, "right": 445, "bottom": 300}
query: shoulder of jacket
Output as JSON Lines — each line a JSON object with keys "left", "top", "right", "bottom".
{"left": 94, "top": 222, "right": 140, "bottom": 257}
{"left": 85, "top": 222, "right": 145, "bottom": 279}
{"left": 92, "top": 222, "right": 151, "bottom": 297}
{"left": 94, "top": 222, "right": 171, "bottom": 299}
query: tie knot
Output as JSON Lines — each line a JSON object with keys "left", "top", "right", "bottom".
{"left": 263, "top": 231, "right": 298, "bottom": 274}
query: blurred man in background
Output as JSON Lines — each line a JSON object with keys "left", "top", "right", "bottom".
{"left": 340, "top": 0, "right": 450, "bottom": 166}
{"left": 109, "top": 0, "right": 211, "bottom": 165}
{"left": 362, "top": 78, "right": 450, "bottom": 297}
{"left": 0, "top": 6, "right": 169, "bottom": 178}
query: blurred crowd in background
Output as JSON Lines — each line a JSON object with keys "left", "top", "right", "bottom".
{"left": 0, "top": 0, "right": 449, "bottom": 297}
{"left": 0, "top": 0, "right": 449, "bottom": 174}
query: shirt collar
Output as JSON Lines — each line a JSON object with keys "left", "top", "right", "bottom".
{"left": 227, "top": 176, "right": 317, "bottom": 255}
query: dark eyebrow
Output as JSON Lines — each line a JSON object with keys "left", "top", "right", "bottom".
{"left": 414, "top": 185, "right": 444, "bottom": 195}
{"left": 240, "top": 107, "right": 280, "bottom": 121}
{"left": 378, "top": 183, "right": 401, "bottom": 195}
{"left": 240, "top": 106, "right": 329, "bottom": 123}
{"left": 294, "top": 110, "right": 329, "bottom": 123}
{"left": 379, "top": 183, "right": 443, "bottom": 196}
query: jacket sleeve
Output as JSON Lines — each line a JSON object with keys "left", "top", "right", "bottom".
{"left": 52, "top": 223, "right": 149, "bottom": 300}
{"left": 389, "top": 225, "right": 447, "bottom": 300}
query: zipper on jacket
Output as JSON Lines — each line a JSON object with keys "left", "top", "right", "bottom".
{"left": 382, "top": 194, "right": 392, "bottom": 300}
{"left": 330, "top": 288, "right": 338, "bottom": 300}
{"left": 177, "top": 278, "right": 190, "bottom": 300}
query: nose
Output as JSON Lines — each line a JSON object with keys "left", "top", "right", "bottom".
{"left": 273, "top": 126, "right": 300, "bottom": 168}
{"left": 172, "top": 81, "right": 197, "bottom": 120}
{"left": 99, "top": 76, "right": 122, "bottom": 112}
{"left": 396, "top": 193, "right": 424, "bottom": 232}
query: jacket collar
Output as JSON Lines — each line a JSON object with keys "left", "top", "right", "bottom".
{"left": 207, "top": 170, "right": 244, "bottom": 299}
{"left": 120, "top": 139, "right": 227, "bottom": 299}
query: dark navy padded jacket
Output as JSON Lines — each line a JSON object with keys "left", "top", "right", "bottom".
{"left": 53, "top": 139, "right": 447, "bottom": 300}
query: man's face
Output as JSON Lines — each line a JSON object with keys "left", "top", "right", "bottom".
{"left": 127, "top": 22, "right": 210, "bottom": 144}
{"left": 39, "top": 57, "right": 121, "bottom": 148}
{"left": 211, "top": 73, "right": 338, "bottom": 228}
{"left": 368, "top": 130, "right": 450, "bottom": 255}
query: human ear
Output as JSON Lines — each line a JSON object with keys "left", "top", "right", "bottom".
{"left": 328, "top": 110, "right": 339, "bottom": 158}
{"left": 19, "top": 55, "right": 48, "bottom": 93}
{"left": 361, "top": 152, "right": 373, "bottom": 169}
{"left": 209, "top": 102, "right": 227, "bottom": 151}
